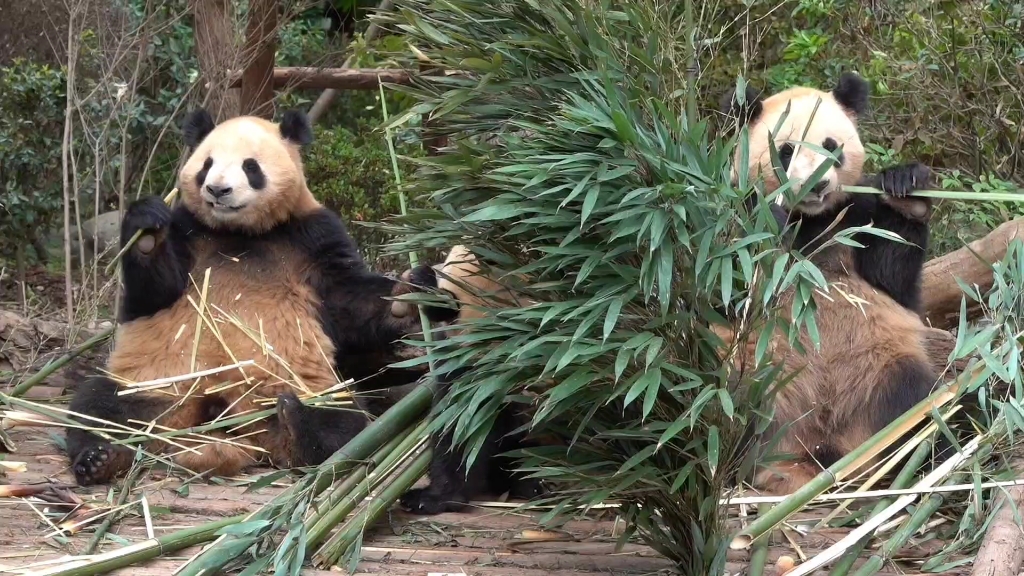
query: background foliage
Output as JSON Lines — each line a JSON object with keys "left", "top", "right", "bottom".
{"left": 2, "top": 0, "right": 1022, "bottom": 288}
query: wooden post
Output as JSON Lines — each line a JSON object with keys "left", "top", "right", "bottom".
{"left": 190, "top": 0, "right": 240, "bottom": 121}
{"left": 239, "top": 0, "right": 278, "bottom": 119}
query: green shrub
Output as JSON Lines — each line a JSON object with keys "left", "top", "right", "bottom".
{"left": 304, "top": 126, "right": 425, "bottom": 270}
{"left": 0, "top": 59, "right": 67, "bottom": 271}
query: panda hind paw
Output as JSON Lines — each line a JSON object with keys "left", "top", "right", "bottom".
{"left": 72, "top": 443, "right": 129, "bottom": 486}
{"left": 400, "top": 487, "right": 467, "bottom": 515}
{"left": 508, "top": 477, "right": 546, "bottom": 500}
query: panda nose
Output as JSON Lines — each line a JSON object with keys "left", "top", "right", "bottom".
{"left": 206, "top": 184, "right": 233, "bottom": 198}
{"left": 809, "top": 180, "right": 830, "bottom": 196}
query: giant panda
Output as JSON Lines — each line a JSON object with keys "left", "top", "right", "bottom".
{"left": 65, "top": 109, "right": 457, "bottom": 486}
{"left": 716, "top": 73, "right": 945, "bottom": 494}
{"left": 398, "top": 245, "right": 547, "bottom": 514}
{"left": 721, "top": 71, "right": 932, "bottom": 315}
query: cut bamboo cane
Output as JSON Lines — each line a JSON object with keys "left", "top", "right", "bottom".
{"left": 103, "top": 188, "right": 178, "bottom": 276}
{"left": 851, "top": 481, "right": 949, "bottom": 576}
{"left": 20, "top": 514, "right": 244, "bottom": 576}
{"left": 313, "top": 448, "right": 432, "bottom": 569}
{"left": 174, "top": 381, "right": 435, "bottom": 576}
{"left": 7, "top": 326, "right": 114, "bottom": 398}
{"left": 731, "top": 360, "right": 980, "bottom": 550}
{"left": 304, "top": 418, "right": 429, "bottom": 551}
{"left": 828, "top": 438, "right": 935, "bottom": 576}
{"left": 842, "top": 185, "right": 1024, "bottom": 203}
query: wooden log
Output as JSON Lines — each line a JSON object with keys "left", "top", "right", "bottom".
{"left": 971, "top": 458, "right": 1024, "bottom": 576}
{"left": 239, "top": 0, "right": 278, "bottom": 119}
{"left": 229, "top": 67, "right": 412, "bottom": 91}
{"left": 922, "top": 217, "right": 1024, "bottom": 330}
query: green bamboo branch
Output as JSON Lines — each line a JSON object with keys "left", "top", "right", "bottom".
{"left": 828, "top": 438, "right": 935, "bottom": 576}
{"left": 7, "top": 326, "right": 114, "bottom": 398}
{"left": 83, "top": 450, "right": 146, "bottom": 555}
{"left": 29, "top": 514, "right": 244, "bottom": 576}
{"left": 842, "top": 185, "right": 1024, "bottom": 203}
{"left": 304, "top": 418, "right": 429, "bottom": 552}
{"left": 103, "top": 187, "right": 178, "bottom": 276}
{"left": 851, "top": 482, "right": 949, "bottom": 576}
{"left": 314, "top": 448, "right": 432, "bottom": 569}
{"left": 746, "top": 504, "right": 775, "bottom": 576}
{"left": 733, "top": 359, "right": 989, "bottom": 549}
{"left": 174, "top": 381, "right": 435, "bottom": 576}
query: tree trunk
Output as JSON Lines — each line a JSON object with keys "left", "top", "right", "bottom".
{"left": 190, "top": 0, "right": 240, "bottom": 122}
{"left": 922, "top": 217, "right": 1024, "bottom": 331}
{"left": 239, "top": 0, "right": 278, "bottom": 119}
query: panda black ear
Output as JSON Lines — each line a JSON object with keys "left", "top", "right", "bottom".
{"left": 182, "top": 109, "right": 216, "bottom": 148}
{"left": 832, "top": 72, "right": 869, "bottom": 117}
{"left": 720, "top": 84, "right": 763, "bottom": 126}
{"left": 279, "top": 110, "right": 314, "bottom": 146}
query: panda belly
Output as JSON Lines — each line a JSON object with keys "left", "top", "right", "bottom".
{"left": 106, "top": 239, "right": 339, "bottom": 418}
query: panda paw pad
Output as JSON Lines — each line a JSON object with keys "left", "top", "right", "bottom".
{"left": 72, "top": 443, "right": 121, "bottom": 486}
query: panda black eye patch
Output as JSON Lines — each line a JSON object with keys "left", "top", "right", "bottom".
{"left": 822, "top": 137, "right": 845, "bottom": 166}
{"left": 242, "top": 158, "right": 267, "bottom": 190}
{"left": 777, "top": 142, "right": 795, "bottom": 171}
{"left": 195, "top": 157, "right": 214, "bottom": 188}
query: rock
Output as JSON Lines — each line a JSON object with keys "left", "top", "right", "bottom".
{"left": 0, "top": 310, "right": 67, "bottom": 372}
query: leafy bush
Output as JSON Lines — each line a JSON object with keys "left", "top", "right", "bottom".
{"left": 304, "top": 126, "right": 424, "bottom": 269}
{"left": 0, "top": 59, "right": 67, "bottom": 271}
{"left": 380, "top": 1, "right": 843, "bottom": 572}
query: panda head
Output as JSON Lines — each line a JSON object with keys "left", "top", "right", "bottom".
{"left": 178, "top": 109, "right": 318, "bottom": 232}
{"left": 721, "top": 72, "right": 870, "bottom": 216}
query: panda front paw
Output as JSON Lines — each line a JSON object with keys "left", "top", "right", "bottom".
{"left": 71, "top": 442, "right": 131, "bottom": 486}
{"left": 400, "top": 487, "right": 468, "bottom": 515}
{"left": 508, "top": 476, "right": 546, "bottom": 500}
{"left": 122, "top": 196, "right": 173, "bottom": 254}
{"left": 877, "top": 162, "right": 932, "bottom": 198}
{"left": 390, "top": 264, "right": 460, "bottom": 324}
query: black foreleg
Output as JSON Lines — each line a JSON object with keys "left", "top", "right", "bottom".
{"left": 118, "top": 197, "right": 192, "bottom": 322}
{"left": 853, "top": 162, "right": 933, "bottom": 313}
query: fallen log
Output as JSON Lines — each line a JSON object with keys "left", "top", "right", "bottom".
{"left": 922, "top": 217, "right": 1024, "bottom": 331}
{"left": 228, "top": 67, "right": 413, "bottom": 90}
{"left": 971, "top": 457, "right": 1024, "bottom": 576}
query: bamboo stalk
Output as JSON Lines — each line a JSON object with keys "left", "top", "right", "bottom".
{"left": 842, "top": 185, "right": 1024, "bottom": 203}
{"left": 731, "top": 360, "right": 977, "bottom": 549}
{"left": 747, "top": 504, "right": 775, "bottom": 576}
{"left": 304, "top": 418, "right": 429, "bottom": 551}
{"left": 22, "top": 514, "right": 244, "bottom": 576}
{"left": 7, "top": 326, "right": 114, "bottom": 398}
{"left": 851, "top": 485, "right": 949, "bottom": 576}
{"left": 828, "top": 438, "right": 935, "bottom": 576}
{"left": 174, "top": 382, "right": 435, "bottom": 576}
{"left": 83, "top": 453, "right": 145, "bottom": 555}
{"left": 313, "top": 448, "right": 431, "bottom": 569}
{"left": 786, "top": 434, "right": 989, "bottom": 576}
